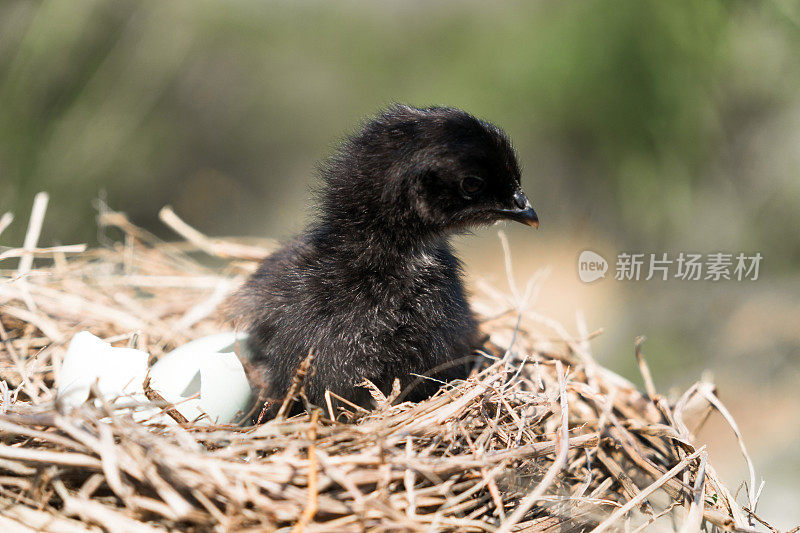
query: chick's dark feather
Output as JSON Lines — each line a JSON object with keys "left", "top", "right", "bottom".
{"left": 231, "top": 105, "right": 537, "bottom": 415}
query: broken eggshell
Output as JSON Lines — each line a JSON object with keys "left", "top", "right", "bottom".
{"left": 148, "top": 332, "right": 253, "bottom": 425}
{"left": 57, "top": 331, "right": 149, "bottom": 408}
{"left": 56, "top": 331, "right": 253, "bottom": 426}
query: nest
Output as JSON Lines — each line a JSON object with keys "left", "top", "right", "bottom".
{"left": 0, "top": 195, "right": 777, "bottom": 532}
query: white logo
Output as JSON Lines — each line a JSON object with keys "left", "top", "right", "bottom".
{"left": 578, "top": 250, "right": 608, "bottom": 283}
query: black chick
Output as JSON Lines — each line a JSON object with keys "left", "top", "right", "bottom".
{"left": 231, "top": 105, "right": 538, "bottom": 416}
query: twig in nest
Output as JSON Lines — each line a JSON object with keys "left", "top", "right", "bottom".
{"left": 742, "top": 507, "right": 780, "bottom": 533}
{"left": 16, "top": 193, "right": 49, "bottom": 279}
{"left": 159, "top": 206, "right": 271, "bottom": 260}
{"left": 0, "top": 211, "right": 14, "bottom": 238}
{"left": 590, "top": 446, "right": 706, "bottom": 533}
{"left": 697, "top": 385, "right": 760, "bottom": 513}
{"left": 277, "top": 350, "right": 314, "bottom": 419}
{"left": 677, "top": 451, "right": 707, "bottom": 533}
{"left": 255, "top": 399, "right": 277, "bottom": 425}
{"left": 142, "top": 376, "right": 189, "bottom": 425}
{"left": 291, "top": 409, "right": 320, "bottom": 532}
{"left": 634, "top": 336, "right": 657, "bottom": 401}
{"left": 0, "top": 244, "right": 87, "bottom": 263}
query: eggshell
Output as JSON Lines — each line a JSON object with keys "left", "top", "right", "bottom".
{"left": 57, "top": 331, "right": 148, "bottom": 408}
{"left": 148, "top": 332, "right": 253, "bottom": 425}
{"left": 57, "top": 331, "right": 253, "bottom": 426}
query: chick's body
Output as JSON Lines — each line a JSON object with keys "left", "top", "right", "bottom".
{"left": 241, "top": 231, "right": 477, "bottom": 410}
{"left": 232, "top": 105, "right": 538, "bottom": 415}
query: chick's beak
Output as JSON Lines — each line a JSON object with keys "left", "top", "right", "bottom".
{"left": 495, "top": 190, "right": 539, "bottom": 228}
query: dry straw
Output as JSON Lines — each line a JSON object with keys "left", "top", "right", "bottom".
{"left": 0, "top": 195, "right": 784, "bottom": 532}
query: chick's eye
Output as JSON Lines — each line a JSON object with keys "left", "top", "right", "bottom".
{"left": 460, "top": 176, "right": 485, "bottom": 197}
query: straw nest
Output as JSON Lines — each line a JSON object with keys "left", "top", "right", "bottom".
{"left": 0, "top": 195, "right": 778, "bottom": 532}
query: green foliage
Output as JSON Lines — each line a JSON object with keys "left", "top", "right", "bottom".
{"left": 0, "top": 0, "right": 798, "bottom": 267}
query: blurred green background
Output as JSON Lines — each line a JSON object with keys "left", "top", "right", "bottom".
{"left": 1, "top": 0, "right": 798, "bottom": 525}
